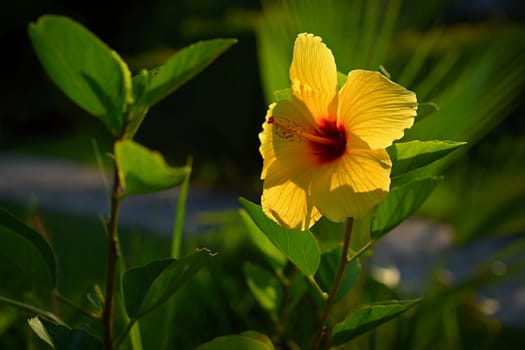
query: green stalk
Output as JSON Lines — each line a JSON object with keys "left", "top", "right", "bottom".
{"left": 160, "top": 157, "right": 192, "bottom": 349}
{"left": 103, "top": 166, "right": 123, "bottom": 350}
{"left": 171, "top": 157, "right": 192, "bottom": 259}
{"left": 310, "top": 218, "right": 354, "bottom": 350}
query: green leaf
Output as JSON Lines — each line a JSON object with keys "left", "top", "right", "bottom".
{"left": 311, "top": 217, "right": 345, "bottom": 252}
{"left": 315, "top": 247, "right": 360, "bottom": 302}
{"left": 28, "top": 15, "right": 132, "bottom": 135}
{"left": 195, "top": 332, "right": 274, "bottom": 350}
{"left": 115, "top": 140, "right": 190, "bottom": 196}
{"left": 337, "top": 71, "right": 348, "bottom": 88}
{"left": 137, "top": 38, "right": 237, "bottom": 108}
{"left": 244, "top": 263, "right": 283, "bottom": 317}
{"left": 239, "top": 331, "right": 275, "bottom": 350}
{"left": 123, "top": 248, "right": 214, "bottom": 319}
{"left": 28, "top": 316, "right": 101, "bottom": 350}
{"left": 273, "top": 88, "right": 292, "bottom": 102}
{"left": 239, "top": 198, "right": 321, "bottom": 276}
{"left": 388, "top": 140, "right": 466, "bottom": 178}
{"left": 125, "top": 69, "right": 152, "bottom": 138}
{"left": 371, "top": 177, "right": 441, "bottom": 240}
{"left": 239, "top": 209, "right": 287, "bottom": 270}
{"left": 332, "top": 298, "right": 422, "bottom": 346}
{"left": 0, "top": 209, "right": 56, "bottom": 289}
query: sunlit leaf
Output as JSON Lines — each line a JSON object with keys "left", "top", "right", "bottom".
{"left": 28, "top": 316, "right": 101, "bottom": 350}
{"left": 115, "top": 140, "right": 190, "bottom": 197}
{"left": 239, "top": 198, "right": 321, "bottom": 276}
{"left": 28, "top": 15, "right": 132, "bottom": 135}
{"left": 315, "top": 247, "right": 360, "bottom": 302}
{"left": 125, "top": 69, "right": 151, "bottom": 138}
{"left": 195, "top": 332, "right": 274, "bottom": 350}
{"left": 0, "top": 209, "right": 56, "bottom": 289}
{"left": 372, "top": 177, "right": 441, "bottom": 239}
{"left": 239, "top": 209, "right": 287, "bottom": 270}
{"left": 137, "top": 38, "right": 237, "bottom": 109}
{"left": 388, "top": 140, "right": 465, "bottom": 178}
{"left": 244, "top": 263, "right": 283, "bottom": 318}
{"left": 28, "top": 317, "right": 53, "bottom": 348}
{"left": 332, "top": 298, "right": 422, "bottom": 346}
{"left": 123, "top": 248, "right": 214, "bottom": 319}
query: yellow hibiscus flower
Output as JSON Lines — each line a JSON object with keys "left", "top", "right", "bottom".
{"left": 259, "top": 33, "right": 417, "bottom": 230}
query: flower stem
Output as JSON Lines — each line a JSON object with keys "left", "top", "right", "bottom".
{"left": 103, "top": 167, "right": 122, "bottom": 350}
{"left": 310, "top": 217, "right": 354, "bottom": 350}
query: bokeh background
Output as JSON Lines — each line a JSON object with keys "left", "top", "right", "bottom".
{"left": 1, "top": 0, "right": 525, "bottom": 349}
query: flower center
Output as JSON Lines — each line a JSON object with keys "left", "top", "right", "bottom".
{"left": 309, "top": 118, "right": 347, "bottom": 164}
{"left": 268, "top": 116, "right": 347, "bottom": 164}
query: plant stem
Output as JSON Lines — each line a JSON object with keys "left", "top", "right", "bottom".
{"left": 114, "top": 318, "right": 137, "bottom": 349}
{"left": 307, "top": 275, "right": 328, "bottom": 301}
{"left": 103, "top": 167, "right": 123, "bottom": 350}
{"left": 171, "top": 156, "right": 192, "bottom": 259}
{"left": 310, "top": 217, "right": 354, "bottom": 350}
{"left": 0, "top": 295, "right": 64, "bottom": 325}
{"left": 52, "top": 290, "right": 100, "bottom": 321}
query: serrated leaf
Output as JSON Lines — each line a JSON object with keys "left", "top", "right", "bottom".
{"left": 315, "top": 247, "right": 360, "bottom": 302}
{"left": 244, "top": 263, "right": 283, "bottom": 317}
{"left": 239, "top": 209, "right": 287, "bottom": 270}
{"left": 388, "top": 140, "right": 466, "bottom": 178}
{"left": 138, "top": 38, "right": 237, "bottom": 108}
{"left": 115, "top": 140, "right": 190, "bottom": 196}
{"left": 332, "top": 298, "right": 422, "bottom": 346}
{"left": 195, "top": 333, "right": 274, "bottom": 350}
{"left": 239, "top": 198, "right": 321, "bottom": 276}
{"left": 372, "top": 177, "right": 441, "bottom": 239}
{"left": 28, "top": 316, "right": 101, "bottom": 350}
{"left": 28, "top": 15, "right": 132, "bottom": 135}
{"left": 0, "top": 209, "right": 56, "bottom": 289}
{"left": 123, "top": 249, "right": 213, "bottom": 319}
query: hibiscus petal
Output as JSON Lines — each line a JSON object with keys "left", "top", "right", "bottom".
{"left": 262, "top": 172, "right": 321, "bottom": 231}
{"left": 338, "top": 70, "right": 417, "bottom": 149}
{"left": 290, "top": 33, "right": 338, "bottom": 121}
{"left": 311, "top": 149, "right": 391, "bottom": 221}
{"left": 259, "top": 99, "right": 316, "bottom": 179}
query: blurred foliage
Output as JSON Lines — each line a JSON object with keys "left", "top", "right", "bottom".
{"left": 1, "top": 0, "right": 525, "bottom": 349}
{"left": 1, "top": 203, "right": 524, "bottom": 349}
